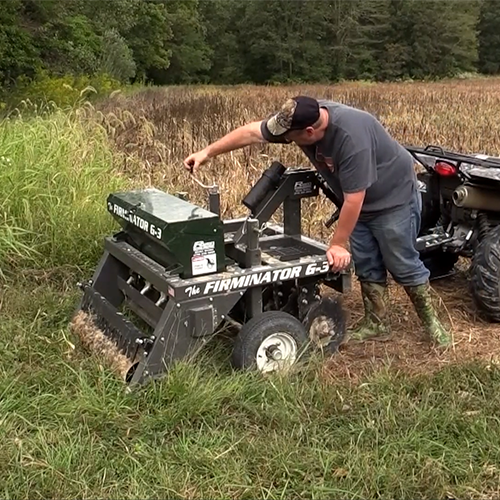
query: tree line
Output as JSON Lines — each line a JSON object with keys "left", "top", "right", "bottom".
{"left": 1, "top": 0, "right": 499, "bottom": 90}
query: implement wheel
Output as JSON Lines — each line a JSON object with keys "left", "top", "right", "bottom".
{"left": 231, "top": 311, "right": 308, "bottom": 373}
{"left": 302, "top": 296, "right": 347, "bottom": 353}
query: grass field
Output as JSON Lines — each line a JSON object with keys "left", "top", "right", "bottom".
{"left": 2, "top": 78, "right": 500, "bottom": 499}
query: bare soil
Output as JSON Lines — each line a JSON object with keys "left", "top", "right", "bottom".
{"left": 322, "top": 262, "right": 500, "bottom": 383}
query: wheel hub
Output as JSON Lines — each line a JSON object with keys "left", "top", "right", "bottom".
{"left": 256, "top": 332, "right": 297, "bottom": 373}
{"left": 266, "top": 344, "right": 283, "bottom": 360}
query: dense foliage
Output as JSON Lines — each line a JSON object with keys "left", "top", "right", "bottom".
{"left": 0, "top": 0, "right": 498, "bottom": 91}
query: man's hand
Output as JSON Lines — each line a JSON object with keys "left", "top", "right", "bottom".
{"left": 184, "top": 149, "right": 210, "bottom": 173}
{"left": 326, "top": 244, "right": 351, "bottom": 272}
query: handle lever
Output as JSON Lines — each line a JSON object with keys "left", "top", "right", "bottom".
{"left": 187, "top": 165, "right": 218, "bottom": 191}
{"left": 324, "top": 209, "right": 340, "bottom": 229}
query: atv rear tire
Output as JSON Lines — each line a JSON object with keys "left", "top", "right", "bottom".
{"left": 232, "top": 311, "right": 309, "bottom": 373}
{"left": 470, "top": 225, "right": 500, "bottom": 322}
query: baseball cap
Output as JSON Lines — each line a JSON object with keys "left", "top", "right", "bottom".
{"left": 262, "top": 96, "right": 320, "bottom": 140}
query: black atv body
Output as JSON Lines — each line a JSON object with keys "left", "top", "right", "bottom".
{"left": 408, "top": 145, "right": 500, "bottom": 322}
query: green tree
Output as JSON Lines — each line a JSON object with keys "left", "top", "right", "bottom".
{"left": 237, "top": 0, "right": 335, "bottom": 83}
{"left": 199, "top": 0, "right": 246, "bottom": 84}
{"left": 374, "top": 0, "right": 480, "bottom": 80}
{"left": 478, "top": 0, "right": 500, "bottom": 74}
{"left": 0, "top": 0, "right": 495, "bottom": 91}
{"left": 35, "top": 14, "right": 102, "bottom": 76}
{"left": 151, "top": 0, "right": 212, "bottom": 84}
{"left": 98, "top": 29, "right": 137, "bottom": 82}
{"left": 121, "top": 0, "right": 173, "bottom": 82}
{"left": 338, "top": 0, "right": 392, "bottom": 80}
{"left": 0, "top": 0, "right": 40, "bottom": 85}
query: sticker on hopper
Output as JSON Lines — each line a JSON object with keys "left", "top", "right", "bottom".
{"left": 191, "top": 240, "right": 217, "bottom": 276}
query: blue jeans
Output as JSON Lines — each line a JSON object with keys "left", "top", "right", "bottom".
{"left": 349, "top": 189, "right": 430, "bottom": 287}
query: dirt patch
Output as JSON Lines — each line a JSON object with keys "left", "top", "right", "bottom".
{"left": 322, "top": 264, "right": 500, "bottom": 383}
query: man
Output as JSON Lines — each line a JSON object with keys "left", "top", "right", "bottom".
{"left": 184, "top": 96, "right": 451, "bottom": 347}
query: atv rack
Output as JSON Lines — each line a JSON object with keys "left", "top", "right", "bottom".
{"left": 407, "top": 144, "right": 500, "bottom": 182}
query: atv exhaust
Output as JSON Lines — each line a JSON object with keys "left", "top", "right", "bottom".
{"left": 453, "top": 185, "right": 500, "bottom": 212}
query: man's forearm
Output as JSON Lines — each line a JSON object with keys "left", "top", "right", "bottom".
{"left": 205, "top": 121, "right": 264, "bottom": 158}
{"left": 329, "top": 196, "right": 364, "bottom": 248}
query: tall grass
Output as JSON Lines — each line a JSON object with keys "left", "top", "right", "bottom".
{"left": 0, "top": 103, "right": 130, "bottom": 276}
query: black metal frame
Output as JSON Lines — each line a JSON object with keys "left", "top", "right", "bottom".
{"left": 75, "top": 166, "right": 351, "bottom": 388}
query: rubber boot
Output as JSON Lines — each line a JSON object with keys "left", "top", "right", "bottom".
{"left": 349, "top": 282, "right": 391, "bottom": 341}
{"left": 404, "top": 281, "right": 452, "bottom": 347}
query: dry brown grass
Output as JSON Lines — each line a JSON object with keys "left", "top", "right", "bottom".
{"left": 89, "top": 78, "right": 500, "bottom": 379}
{"left": 90, "top": 79, "right": 500, "bottom": 236}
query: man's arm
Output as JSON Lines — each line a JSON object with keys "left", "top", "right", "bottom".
{"left": 184, "top": 121, "right": 267, "bottom": 171}
{"left": 206, "top": 121, "right": 266, "bottom": 156}
{"left": 325, "top": 133, "right": 376, "bottom": 270}
{"left": 329, "top": 190, "right": 365, "bottom": 247}
{"left": 325, "top": 190, "right": 365, "bottom": 271}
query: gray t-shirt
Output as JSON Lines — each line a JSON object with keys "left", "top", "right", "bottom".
{"left": 262, "top": 100, "right": 417, "bottom": 220}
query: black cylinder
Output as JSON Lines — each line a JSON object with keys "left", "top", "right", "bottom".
{"left": 242, "top": 161, "right": 286, "bottom": 212}
{"left": 209, "top": 189, "right": 220, "bottom": 216}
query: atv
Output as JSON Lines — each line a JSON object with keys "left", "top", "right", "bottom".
{"left": 407, "top": 144, "right": 500, "bottom": 323}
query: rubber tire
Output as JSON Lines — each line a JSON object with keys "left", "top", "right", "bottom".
{"left": 470, "top": 225, "right": 500, "bottom": 322}
{"left": 302, "top": 296, "right": 347, "bottom": 354}
{"left": 231, "top": 311, "right": 309, "bottom": 371}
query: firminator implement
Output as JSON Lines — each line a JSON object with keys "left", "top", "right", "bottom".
{"left": 70, "top": 162, "right": 351, "bottom": 388}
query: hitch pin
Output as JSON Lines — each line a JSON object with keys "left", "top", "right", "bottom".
{"left": 140, "top": 281, "right": 152, "bottom": 295}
